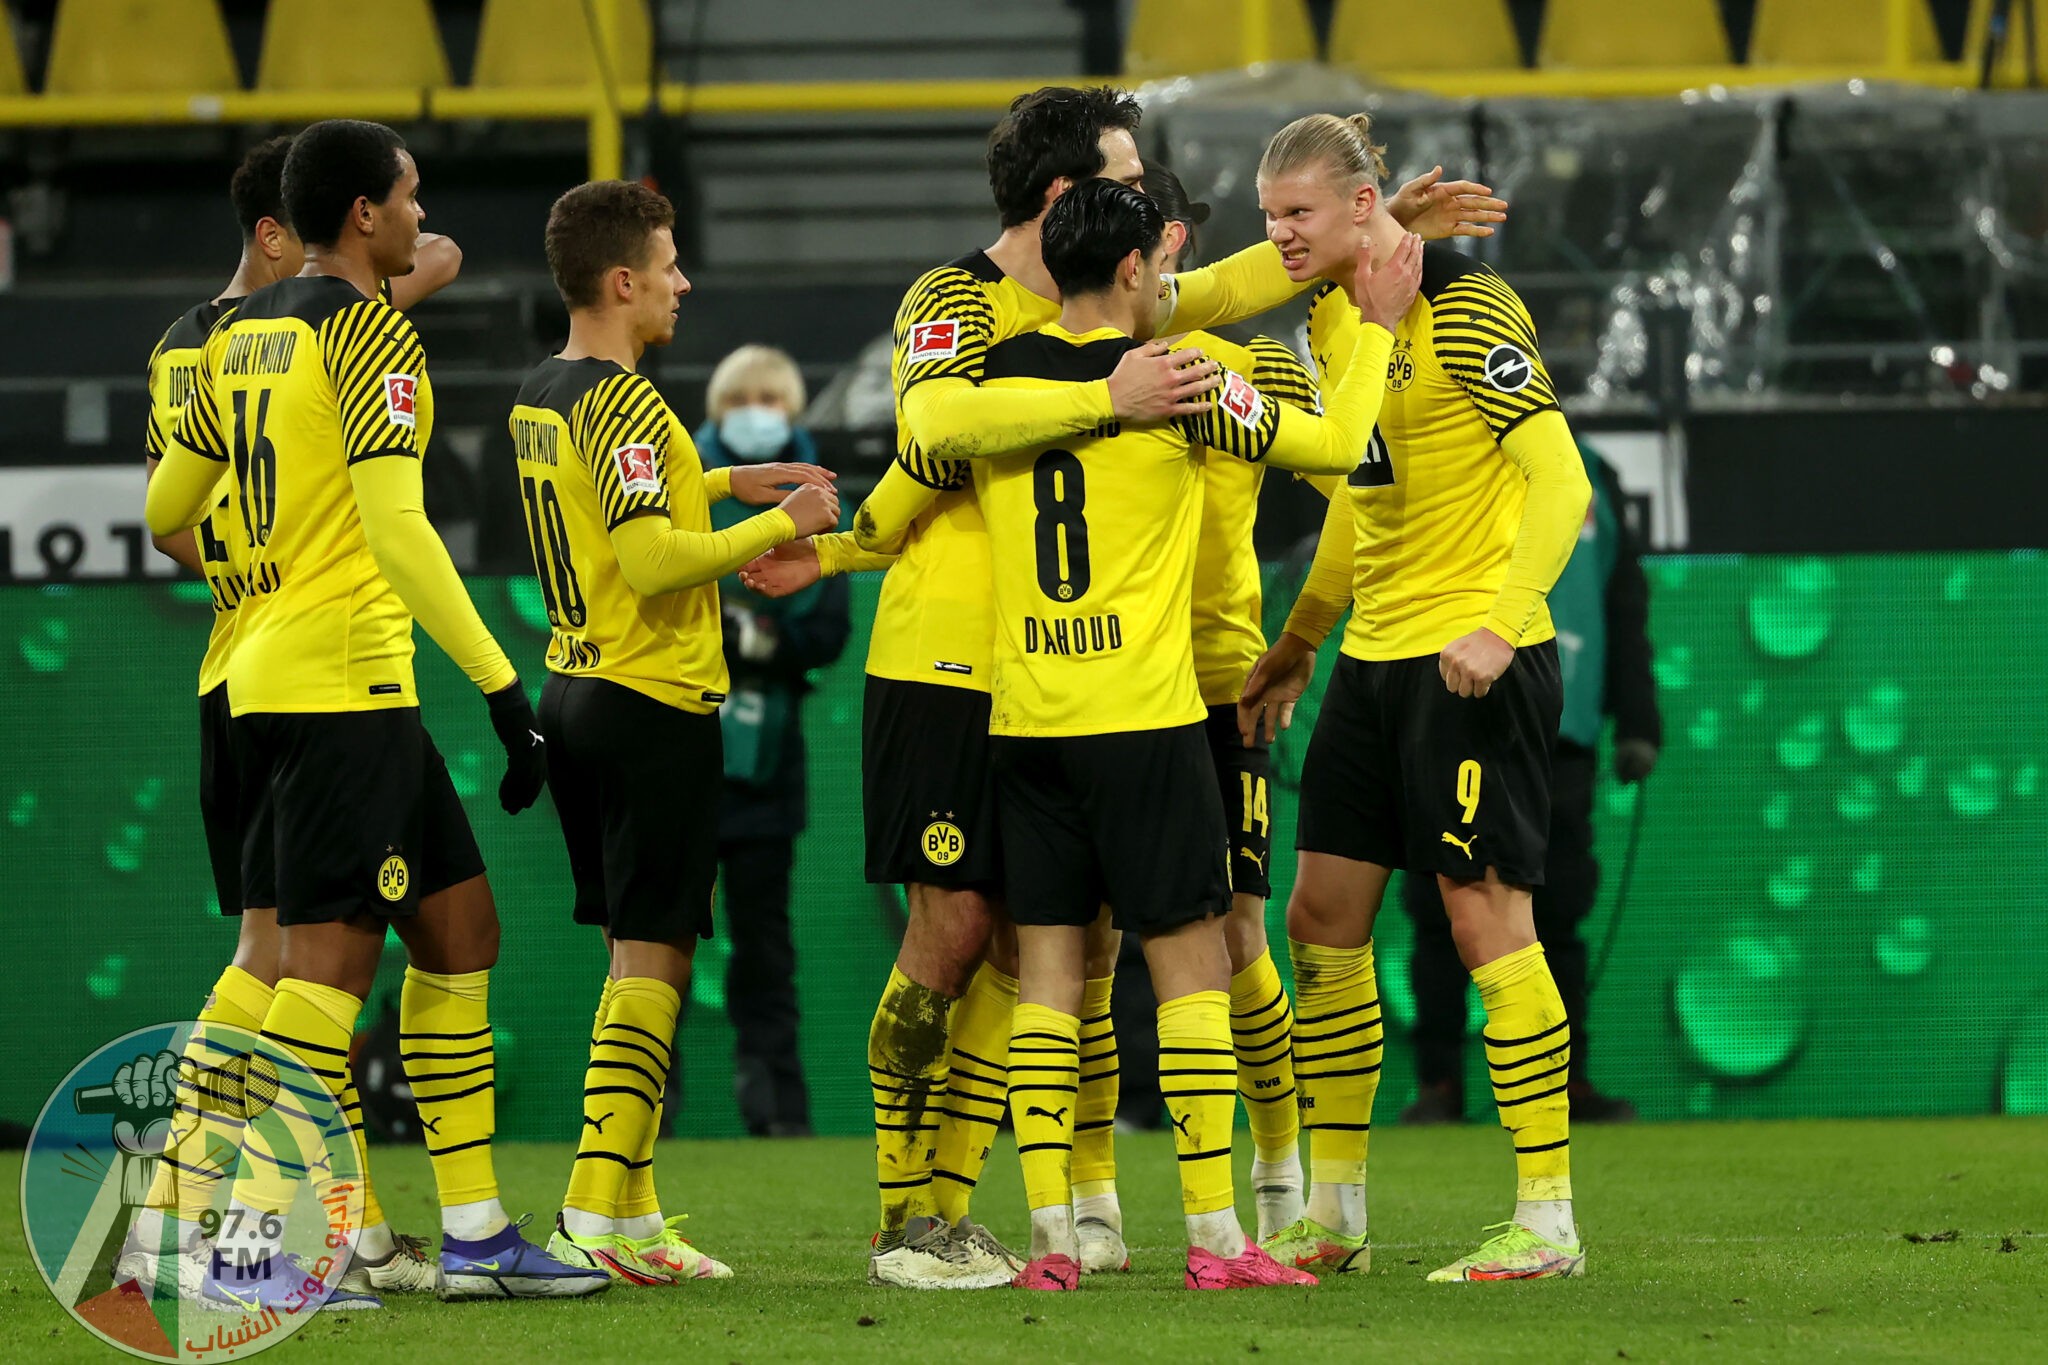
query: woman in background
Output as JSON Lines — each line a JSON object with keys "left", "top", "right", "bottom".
{"left": 692, "top": 344, "right": 851, "bottom": 1136}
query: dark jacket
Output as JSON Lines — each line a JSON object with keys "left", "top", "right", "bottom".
{"left": 696, "top": 420, "right": 851, "bottom": 840}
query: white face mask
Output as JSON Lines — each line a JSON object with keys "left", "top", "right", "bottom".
{"left": 720, "top": 405, "right": 792, "bottom": 461}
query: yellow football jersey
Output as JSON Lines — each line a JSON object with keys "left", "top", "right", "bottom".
{"left": 509, "top": 358, "right": 737, "bottom": 713}
{"left": 972, "top": 324, "right": 1321, "bottom": 738}
{"left": 1306, "top": 252, "right": 1562, "bottom": 659}
{"left": 146, "top": 299, "right": 244, "bottom": 695}
{"left": 173, "top": 275, "right": 435, "bottom": 714}
{"left": 1184, "top": 331, "right": 1321, "bottom": 706}
{"left": 863, "top": 251, "right": 1059, "bottom": 692}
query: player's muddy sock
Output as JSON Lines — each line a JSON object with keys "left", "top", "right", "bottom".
{"left": 869, "top": 966, "right": 951, "bottom": 1245}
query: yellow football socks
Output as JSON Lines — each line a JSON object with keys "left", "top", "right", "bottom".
{"left": 400, "top": 967, "right": 500, "bottom": 1206}
{"left": 1006, "top": 1003, "right": 1081, "bottom": 1213}
{"left": 1156, "top": 991, "right": 1236, "bottom": 1217}
{"left": 238, "top": 978, "right": 362, "bottom": 1226}
{"left": 1289, "top": 938, "right": 1383, "bottom": 1190}
{"left": 930, "top": 962, "right": 1016, "bottom": 1225}
{"left": 1474, "top": 942, "right": 1574, "bottom": 1203}
{"left": 565, "top": 976, "right": 679, "bottom": 1222}
{"left": 1230, "top": 950, "right": 1298, "bottom": 1163}
{"left": 1069, "top": 975, "right": 1119, "bottom": 1194}
{"left": 868, "top": 966, "right": 952, "bottom": 1238}
{"left": 152, "top": 965, "right": 276, "bottom": 1224}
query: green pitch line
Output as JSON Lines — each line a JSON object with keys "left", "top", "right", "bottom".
{"left": 3, "top": 1118, "right": 2042, "bottom": 1362}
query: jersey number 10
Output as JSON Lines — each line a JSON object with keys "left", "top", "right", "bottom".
{"left": 520, "top": 475, "right": 587, "bottom": 629}
{"left": 1033, "top": 450, "right": 1091, "bottom": 602}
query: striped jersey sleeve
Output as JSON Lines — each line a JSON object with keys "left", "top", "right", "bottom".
{"left": 317, "top": 300, "right": 427, "bottom": 463}
{"left": 892, "top": 265, "right": 997, "bottom": 392}
{"left": 1173, "top": 363, "right": 1285, "bottom": 463}
{"left": 1246, "top": 334, "right": 1322, "bottom": 414}
{"left": 570, "top": 371, "right": 675, "bottom": 529}
{"left": 894, "top": 449, "right": 970, "bottom": 491}
{"left": 143, "top": 331, "right": 171, "bottom": 459}
{"left": 1430, "top": 267, "right": 1558, "bottom": 441}
{"left": 170, "top": 311, "right": 238, "bottom": 463}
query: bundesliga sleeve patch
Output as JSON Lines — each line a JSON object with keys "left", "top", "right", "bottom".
{"left": 613, "top": 442, "right": 662, "bottom": 495}
{"left": 383, "top": 373, "right": 419, "bottom": 428}
{"left": 907, "top": 320, "right": 960, "bottom": 364}
{"left": 1220, "top": 371, "right": 1265, "bottom": 429}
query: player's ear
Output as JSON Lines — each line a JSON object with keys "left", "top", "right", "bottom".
{"left": 609, "top": 264, "right": 634, "bottom": 305}
{"left": 255, "top": 216, "right": 286, "bottom": 263}
{"left": 1043, "top": 175, "right": 1074, "bottom": 216}
{"left": 1354, "top": 181, "right": 1377, "bottom": 225}
{"left": 1163, "top": 220, "right": 1188, "bottom": 259}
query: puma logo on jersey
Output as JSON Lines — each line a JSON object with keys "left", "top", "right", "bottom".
{"left": 1025, "top": 1105, "right": 1069, "bottom": 1124}
{"left": 907, "top": 320, "right": 960, "bottom": 363}
{"left": 1238, "top": 846, "right": 1268, "bottom": 872}
{"left": 1441, "top": 831, "right": 1477, "bottom": 858}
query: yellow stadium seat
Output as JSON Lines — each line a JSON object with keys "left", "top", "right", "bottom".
{"left": 1750, "top": 0, "right": 1941, "bottom": 66}
{"left": 44, "top": 0, "right": 239, "bottom": 96}
{"left": 257, "top": 0, "right": 452, "bottom": 91}
{"left": 1327, "top": 0, "right": 1522, "bottom": 74}
{"left": 1538, "top": 0, "right": 1732, "bottom": 69}
{"left": 1970, "top": 0, "right": 2048, "bottom": 85}
{"left": 471, "top": 0, "right": 652, "bottom": 89}
{"left": 1123, "top": 0, "right": 1317, "bottom": 79}
{"left": 0, "top": 13, "right": 25, "bottom": 96}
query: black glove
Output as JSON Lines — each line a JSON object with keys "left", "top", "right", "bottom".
{"left": 486, "top": 680, "right": 547, "bottom": 814}
{"left": 1612, "top": 737, "right": 1659, "bottom": 785}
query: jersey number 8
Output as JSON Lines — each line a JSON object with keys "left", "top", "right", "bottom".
{"left": 1032, "top": 450, "right": 1091, "bottom": 602}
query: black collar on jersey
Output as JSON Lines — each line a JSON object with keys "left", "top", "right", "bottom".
{"left": 980, "top": 328, "right": 1141, "bottom": 383}
{"left": 946, "top": 249, "right": 1005, "bottom": 284}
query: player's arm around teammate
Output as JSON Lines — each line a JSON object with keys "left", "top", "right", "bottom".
{"left": 1239, "top": 113, "right": 1593, "bottom": 1282}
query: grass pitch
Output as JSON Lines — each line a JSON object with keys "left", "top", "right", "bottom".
{"left": 4, "top": 1117, "right": 2042, "bottom": 1362}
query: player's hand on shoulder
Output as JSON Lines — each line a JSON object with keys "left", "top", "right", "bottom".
{"left": 731, "top": 461, "right": 836, "bottom": 506}
{"left": 1387, "top": 166, "right": 1508, "bottom": 241}
{"left": 1438, "top": 628, "right": 1515, "bottom": 699}
{"left": 484, "top": 680, "right": 548, "bottom": 814}
{"left": 1238, "top": 631, "right": 1319, "bottom": 747}
{"left": 1108, "top": 338, "right": 1220, "bottom": 423}
{"left": 1353, "top": 233, "right": 1424, "bottom": 335}
{"left": 738, "top": 540, "right": 823, "bottom": 599}
{"left": 778, "top": 482, "right": 840, "bottom": 538}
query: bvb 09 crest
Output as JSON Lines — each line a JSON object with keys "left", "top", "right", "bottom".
{"left": 21, "top": 1022, "right": 364, "bottom": 1360}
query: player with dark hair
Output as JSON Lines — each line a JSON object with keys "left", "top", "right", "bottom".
{"left": 738, "top": 85, "right": 1503, "bottom": 1288}
{"left": 127, "top": 131, "right": 464, "bottom": 1308}
{"left": 1240, "top": 112, "right": 1593, "bottom": 1281}
{"left": 146, "top": 119, "right": 609, "bottom": 1304}
{"left": 508, "top": 179, "right": 838, "bottom": 1286}
{"left": 961, "top": 176, "right": 1411, "bottom": 1290}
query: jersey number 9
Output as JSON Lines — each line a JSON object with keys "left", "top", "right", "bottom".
{"left": 1032, "top": 450, "right": 1091, "bottom": 602}
{"left": 230, "top": 388, "right": 277, "bottom": 547}
{"left": 520, "top": 474, "right": 587, "bottom": 629}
